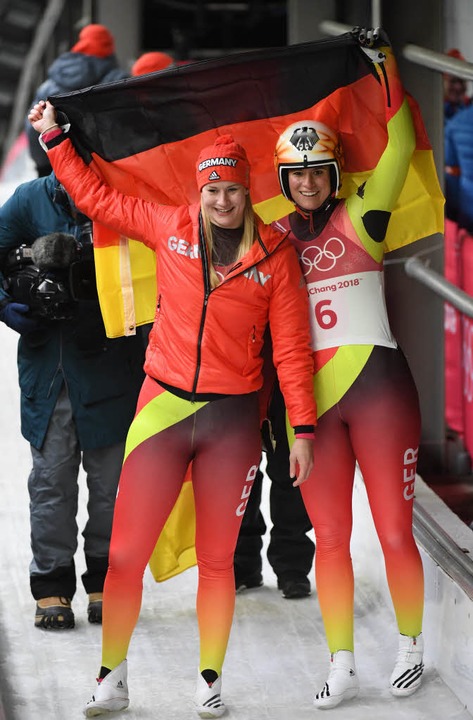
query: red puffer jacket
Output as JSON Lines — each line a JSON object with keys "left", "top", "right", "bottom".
{"left": 47, "top": 137, "right": 316, "bottom": 430}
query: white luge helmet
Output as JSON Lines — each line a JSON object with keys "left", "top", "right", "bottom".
{"left": 274, "top": 120, "right": 344, "bottom": 202}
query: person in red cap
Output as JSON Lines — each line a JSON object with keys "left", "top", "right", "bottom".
{"left": 71, "top": 23, "right": 116, "bottom": 57}
{"left": 444, "top": 48, "right": 471, "bottom": 123}
{"left": 25, "top": 24, "right": 128, "bottom": 177}
{"left": 131, "top": 50, "right": 174, "bottom": 76}
{"left": 29, "top": 101, "right": 317, "bottom": 718}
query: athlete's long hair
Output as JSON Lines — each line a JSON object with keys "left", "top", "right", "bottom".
{"left": 201, "top": 194, "right": 257, "bottom": 288}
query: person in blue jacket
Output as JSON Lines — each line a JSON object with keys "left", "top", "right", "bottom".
{"left": 25, "top": 23, "right": 128, "bottom": 177}
{"left": 0, "top": 171, "right": 145, "bottom": 630}
{"left": 445, "top": 102, "right": 473, "bottom": 232}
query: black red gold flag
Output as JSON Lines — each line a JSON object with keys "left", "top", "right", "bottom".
{"left": 50, "top": 31, "right": 444, "bottom": 339}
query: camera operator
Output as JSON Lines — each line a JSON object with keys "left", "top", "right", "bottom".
{"left": 0, "top": 171, "right": 146, "bottom": 630}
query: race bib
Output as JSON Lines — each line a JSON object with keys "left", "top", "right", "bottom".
{"left": 307, "top": 270, "right": 397, "bottom": 350}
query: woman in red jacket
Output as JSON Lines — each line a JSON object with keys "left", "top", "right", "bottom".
{"left": 29, "top": 102, "right": 316, "bottom": 718}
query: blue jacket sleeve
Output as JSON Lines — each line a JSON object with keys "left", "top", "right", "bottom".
{"left": 444, "top": 118, "right": 460, "bottom": 222}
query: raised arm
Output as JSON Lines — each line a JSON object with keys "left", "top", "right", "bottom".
{"left": 346, "top": 28, "right": 416, "bottom": 260}
{"left": 28, "top": 101, "right": 173, "bottom": 250}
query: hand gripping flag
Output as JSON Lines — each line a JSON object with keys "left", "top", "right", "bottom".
{"left": 49, "top": 32, "right": 444, "bottom": 583}
{"left": 50, "top": 30, "right": 444, "bottom": 340}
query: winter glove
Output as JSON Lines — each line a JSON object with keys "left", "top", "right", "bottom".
{"left": 351, "top": 26, "right": 391, "bottom": 49}
{"left": 351, "top": 27, "right": 391, "bottom": 66}
{"left": 0, "top": 300, "right": 39, "bottom": 334}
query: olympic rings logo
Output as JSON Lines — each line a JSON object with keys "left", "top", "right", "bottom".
{"left": 299, "top": 237, "right": 345, "bottom": 275}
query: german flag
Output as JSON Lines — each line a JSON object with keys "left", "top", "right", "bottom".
{"left": 51, "top": 31, "right": 444, "bottom": 340}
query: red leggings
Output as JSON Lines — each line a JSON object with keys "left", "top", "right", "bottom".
{"left": 101, "top": 376, "right": 261, "bottom": 674}
{"left": 300, "top": 346, "right": 424, "bottom": 653}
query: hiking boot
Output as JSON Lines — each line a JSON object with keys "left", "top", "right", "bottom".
{"left": 83, "top": 660, "right": 129, "bottom": 717}
{"left": 35, "top": 596, "right": 75, "bottom": 630}
{"left": 277, "top": 575, "right": 311, "bottom": 599}
{"left": 193, "top": 670, "right": 226, "bottom": 717}
{"left": 234, "top": 570, "right": 263, "bottom": 593}
{"left": 390, "top": 633, "right": 424, "bottom": 697}
{"left": 87, "top": 593, "right": 103, "bottom": 624}
{"left": 314, "top": 650, "right": 359, "bottom": 709}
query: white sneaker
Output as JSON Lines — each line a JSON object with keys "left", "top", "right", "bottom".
{"left": 390, "top": 633, "right": 424, "bottom": 697}
{"left": 83, "top": 660, "right": 129, "bottom": 717}
{"left": 314, "top": 650, "right": 359, "bottom": 709}
{"left": 193, "top": 671, "right": 226, "bottom": 718}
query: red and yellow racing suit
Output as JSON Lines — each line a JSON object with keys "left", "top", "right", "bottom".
{"left": 273, "top": 42, "right": 424, "bottom": 653}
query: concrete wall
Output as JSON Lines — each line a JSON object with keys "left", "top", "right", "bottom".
{"left": 95, "top": 0, "right": 142, "bottom": 73}
{"left": 445, "top": 0, "right": 473, "bottom": 63}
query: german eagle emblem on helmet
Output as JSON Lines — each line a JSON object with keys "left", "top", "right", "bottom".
{"left": 289, "top": 126, "right": 319, "bottom": 152}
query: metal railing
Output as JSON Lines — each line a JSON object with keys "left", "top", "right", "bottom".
{"left": 405, "top": 257, "right": 473, "bottom": 317}
{"left": 0, "top": 0, "right": 89, "bottom": 167}
{"left": 403, "top": 43, "right": 473, "bottom": 80}
{"left": 2, "top": 0, "right": 66, "bottom": 164}
{"left": 320, "top": 19, "right": 473, "bottom": 81}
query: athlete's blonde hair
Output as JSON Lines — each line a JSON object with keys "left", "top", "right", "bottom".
{"left": 201, "top": 194, "right": 257, "bottom": 288}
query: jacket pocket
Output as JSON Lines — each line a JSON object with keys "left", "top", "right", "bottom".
{"left": 242, "top": 325, "right": 258, "bottom": 376}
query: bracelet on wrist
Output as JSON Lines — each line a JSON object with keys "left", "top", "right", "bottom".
{"left": 42, "top": 123, "right": 59, "bottom": 133}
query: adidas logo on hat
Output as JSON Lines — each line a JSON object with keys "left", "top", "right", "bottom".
{"left": 196, "top": 134, "right": 250, "bottom": 190}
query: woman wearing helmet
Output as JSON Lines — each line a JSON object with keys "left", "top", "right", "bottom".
{"left": 273, "top": 28, "right": 425, "bottom": 709}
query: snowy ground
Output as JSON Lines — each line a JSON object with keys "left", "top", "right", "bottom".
{"left": 0, "top": 143, "right": 471, "bottom": 719}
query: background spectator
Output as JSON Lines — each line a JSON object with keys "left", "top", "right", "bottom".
{"left": 445, "top": 102, "right": 473, "bottom": 231}
{"left": 25, "top": 24, "right": 128, "bottom": 177}
{"left": 0, "top": 172, "right": 146, "bottom": 630}
{"left": 131, "top": 50, "right": 174, "bottom": 76}
{"left": 444, "top": 48, "right": 471, "bottom": 124}
{"left": 234, "top": 381, "right": 314, "bottom": 599}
